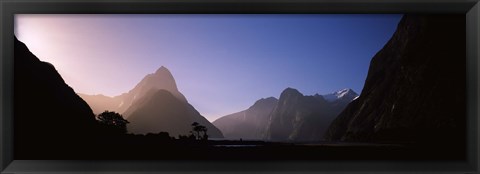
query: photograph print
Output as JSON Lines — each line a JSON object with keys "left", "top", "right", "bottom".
{"left": 13, "top": 14, "right": 465, "bottom": 160}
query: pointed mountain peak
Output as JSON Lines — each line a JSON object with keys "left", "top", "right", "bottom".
{"left": 279, "top": 87, "right": 304, "bottom": 100}
{"left": 338, "top": 88, "right": 351, "bottom": 92}
{"left": 323, "top": 88, "right": 359, "bottom": 102}
{"left": 127, "top": 65, "right": 187, "bottom": 106}
{"left": 331, "top": 88, "right": 358, "bottom": 96}
{"left": 339, "top": 88, "right": 358, "bottom": 96}
{"left": 338, "top": 88, "right": 354, "bottom": 94}
{"left": 149, "top": 66, "right": 175, "bottom": 85}
{"left": 155, "top": 66, "right": 171, "bottom": 75}
{"left": 282, "top": 87, "right": 300, "bottom": 94}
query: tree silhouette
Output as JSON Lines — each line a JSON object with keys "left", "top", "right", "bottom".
{"left": 191, "top": 122, "right": 200, "bottom": 140}
{"left": 97, "top": 110, "right": 130, "bottom": 134}
{"left": 198, "top": 125, "right": 208, "bottom": 140}
{"left": 191, "top": 122, "right": 208, "bottom": 140}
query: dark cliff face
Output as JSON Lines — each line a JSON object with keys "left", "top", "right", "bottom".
{"left": 14, "top": 37, "right": 98, "bottom": 158}
{"left": 325, "top": 15, "right": 466, "bottom": 145}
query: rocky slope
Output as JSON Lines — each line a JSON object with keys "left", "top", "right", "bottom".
{"left": 212, "top": 97, "right": 278, "bottom": 140}
{"left": 265, "top": 88, "right": 357, "bottom": 142}
{"left": 214, "top": 88, "right": 358, "bottom": 141}
{"left": 125, "top": 89, "right": 223, "bottom": 138}
{"left": 14, "top": 36, "right": 98, "bottom": 158}
{"left": 325, "top": 15, "right": 466, "bottom": 145}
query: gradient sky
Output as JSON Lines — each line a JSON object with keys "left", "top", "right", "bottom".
{"left": 15, "top": 14, "right": 402, "bottom": 121}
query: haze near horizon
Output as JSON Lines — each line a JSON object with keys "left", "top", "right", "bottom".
{"left": 14, "top": 14, "right": 402, "bottom": 121}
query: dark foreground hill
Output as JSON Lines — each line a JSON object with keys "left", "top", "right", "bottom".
{"left": 325, "top": 14, "right": 466, "bottom": 149}
{"left": 14, "top": 36, "right": 98, "bottom": 158}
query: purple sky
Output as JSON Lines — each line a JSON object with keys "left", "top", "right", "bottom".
{"left": 15, "top": 14, "right": 402, "bottom": 121}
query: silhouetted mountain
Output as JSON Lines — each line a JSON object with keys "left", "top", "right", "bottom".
{"left": 79, "top": 65, "right": 223, "bottom": 138}
{"left": 264, "top": 88, "right": 358, "bottom": 142}
{"left": 81, "top": 66, "right": 223, "bottom": 138}
{"left": 212, "top": 97, "right": 278, "bottom": 140}
{"left": 265, "top": 88, "right": 331, "bottom": 141}
{"left": 121, "top": 66, "right": 188, "bottom": 114}
{"left": 325, "top": 15, "right": 466, "bottom": 145}
{"left": 14, "top": 36, "right": 98, "bottom": 158}
{"left": 126, "top": 89, "right": 223, "bottom": 138}
{"left": 214, "top": 87, "right": 357, "bottom": 142}
{"left": 79, "top": 66, "right": 187, "bottom": 115}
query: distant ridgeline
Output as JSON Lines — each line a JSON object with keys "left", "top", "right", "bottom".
{"left": 213, "top": 88, "right": 358, "bottom": 142}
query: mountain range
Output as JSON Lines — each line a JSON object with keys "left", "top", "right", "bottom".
{"left": 79, "top": 66, "right": 223, "bottom": 138}
{"left": 13, "top": 14, "right": 466, "bottom": 161}
{"left": 16, "top": 14, "right": 464, "bottom": 149}
{"left": 81, "top": 63, "right": 358, "bottom": 141}
{"left": 213, "top": 88, "right": 358, "bottom": 141}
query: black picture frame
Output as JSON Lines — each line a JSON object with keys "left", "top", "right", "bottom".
{"left": 1, "top": 0, "right": 479, "bottom": 173}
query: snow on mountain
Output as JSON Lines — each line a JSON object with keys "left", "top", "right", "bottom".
{"left": 322, "top": 88, "right": 359, "bottom": 102}
{"left": 352, "top": 96, "right": 359, "bottom": 100}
